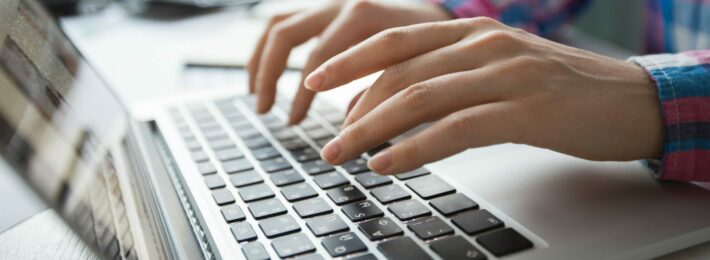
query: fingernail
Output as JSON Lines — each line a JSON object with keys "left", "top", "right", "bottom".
{"left": 321, "top": 137, "right": 341, "bottom": 162}
{"left": 368, "top": 151, "right": 391, "bottom": 172}
{"left": 305, "top": 69, "right": 324, "bottom": 90}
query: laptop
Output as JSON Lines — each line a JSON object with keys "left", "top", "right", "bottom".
{"left": 2, "top": 0, "right": 710, "bottom": 259}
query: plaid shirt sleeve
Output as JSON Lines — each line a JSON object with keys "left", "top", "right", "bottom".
{"left": 630, "top": 51, "right": 710, "bottom": 182}
{"left": 431, "top": 0, "right": 590, "bottom": 37}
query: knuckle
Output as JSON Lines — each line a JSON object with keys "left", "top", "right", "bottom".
{"left": 377, "top": 28, "right": 408, "bottom": 50}
{"left": 444, "top": 112, "right": 474, "bottom": 140}
{"left": 399, "top": 83, "right": 433, "bottom": 111}
{"left": 459, "top": 30, "right": 520, "bottom": 51}
{"left": 463, "top": 17, "right": 501, "bottom": 27}
{"left": 377, "top": 64, "right": 408, "bottom": 94}
{"left": 344, "top": 123, "right": 368, "bottom": 141}
{"left": 268, "top": 23, "right": 290, "bottom": 41}
{"left": 400, "top": 138, "right": 422, "bottom": 163}
{"left": 480, "top": 30, "right": 518, "bottom": 46}
{"left": 347, "top": 0, "right": 379, "bottom": 12}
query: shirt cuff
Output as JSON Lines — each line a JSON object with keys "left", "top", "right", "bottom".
{"left": 630, "top": 52, "right": 710, "bottom": 182}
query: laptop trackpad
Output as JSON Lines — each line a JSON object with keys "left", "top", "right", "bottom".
{"left": 429, "top": 144, "right": 710, "bottom": 259}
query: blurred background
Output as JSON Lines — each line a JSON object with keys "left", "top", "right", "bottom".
{"left": 42, "top": 0, "right": 645, "bottom": 53}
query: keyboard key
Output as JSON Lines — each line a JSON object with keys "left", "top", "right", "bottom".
{"left": 281, "top": 138, "right": 310, "bottom": 151}
{"left": 327, "top": 185, "right": 366, "bottom": 205}
{"left": 315, "top": 138, "right": 332, "bottom": 148}
{"left": 341, "top": 158, "right": 369, "bottom": 174}
{"left": 476, "top": 228, "right": 533, "bottom": 257}
{"left": 230, "top": 222, "right": 257, "bottom": 242}
{"left": 185, "top": 140, "right": 202, "bottom": 151}
{"left": 348, "top": 254, "right": 377, "bottom": 260}
{"left": 204, "top": 174, "right": 226, "bottom": 189}
{"left": 209, "top": 138, "right": 236, "bottom": 150}
{"left": 244, "top": 137, "right": 271, "bottom": 150}
{"left": 221, "top": 204, "right": 245, "bottom": 223}
{"left": 313, "top": 171, "right": 349, "bottom": 189}
{"left": 252, "top": 146, "right": 280, "bottom": 161}
{"left": 358, "top": 217, "right": 403, "bottom": 241}
{"left": 229, "top": 170, "right": 263, "bottom": 187}
{"left": 301, "top": 160, "right": 335, "bottom": 175}
{"left": 236, "top": 128, "right": 261, "bottom": 139}
{"left": 238, "top": 183, "right": 275, "bottom": 202}
{"left": 259, "top": 215, "right": 301, "bottom": 238}
{"left": 321, "top": 232, "right": 367, "bottom": 257}
{"left": 395, "top": 168, "right": 430, "bottom": 180}
{"left": 293, "top": 253, "right": 323, "bottom": 260}
{"left": 366, "top": 142, "right": 391, "bottom": 157}
{"left": 271, "top": 233, "right": 316, "bottom": 258}
{"left": 322, "top": 112, "right": 344, "bottom": 124}
{"left": 281, "top": 183, "right": 318, "bottom": 202}
{"left": 299, "top": 118, "right": 320, "bottom": 130}
{"left": 222, "top": 158, "right": 253, "bottom": 173}
{"left": 407, "top": 216, "right": 454, "bottom": 240}
{"left": 260, "top": 157, "right": 292, "bottom": 173}
{"left": 306, "top": 128, "right": 333, "bottom": 140}
{"left": 197, "top": 162, "right": 217, "bottom": 175}
{"left": 203, "top": 129, "right": 228, "bottom": 141}
{"left": 377, "top": 237, "right": 431, "bottom": 260}
{"left": 429, "top": 193, "right": 478, "bottom": 216}
{"left": 291, "top": 148, "right": 320, "bottom": 162}
{"left": 242, "top": 242, "right": 270, "bottom": 260}
{"left": 231, "top": 121, "right": 253, "bottom": 131}
{"left": 430, "top": 236, "right": 486, "bottom": 260}
{"left": 451, "top": 209, "right": 503, "bottom": 235}
{"left": 293, "top": 197, "right": 333, "bottom": 218}
{"left": 341, "top": 200, "right": 384, "bottom": 222}
{"left": 370, "top": 184, "right": 410, "bottom": 204}
{"left": 270, "top": 169, "right": 304, "bottom": 187}
{"left": 248, "top": 198, "right": 287, "bottom": 219}
{"left": 388, "top": 200, "right": 431, "bottom": 221}
{"left": 215, "top": 148, "right": 244, "bottom": 161}
{"left": 192, "top": 150, "right": 209, "bottom": 162}
{"left": 306, "top": 214, "right": 348, "bottom": 236}
{"left": 199, "top": 122, "right": 222, "bottom": 133}
{"left": 273, "top": 129, "right": 298, "bottom": 141}
{"left": 212, "top": 189, "right": 235, "bottom": 205}
{"left": 265, "top": 121, "right": 287, "bottom": 132}
{"left": 406, "top": 175, "right": 455, "bottom": 199}
{"left": 354, "top": 172, "right": 392, "bottom": 188}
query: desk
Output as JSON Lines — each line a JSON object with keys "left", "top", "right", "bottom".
{"left": 1, "top": 1, "right": 709, "bottom": 259}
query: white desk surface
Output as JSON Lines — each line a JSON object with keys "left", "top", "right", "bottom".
{"left": 2, "top": 1, "right": 710, "bottom": 259}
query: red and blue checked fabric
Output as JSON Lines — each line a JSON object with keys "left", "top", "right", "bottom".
{"left": 432, "top": 0, "right": 710, "bottom": 181}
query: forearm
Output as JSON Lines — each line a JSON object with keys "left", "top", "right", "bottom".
{"left": 631, "top": 51, "right": 710, "bottom": 181}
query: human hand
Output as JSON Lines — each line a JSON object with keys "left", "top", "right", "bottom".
{"left": 247, "top": 0, "right": 450, "bottom": 124}
{"left": 304, "top": 18, "right": 664, "bottom": 174}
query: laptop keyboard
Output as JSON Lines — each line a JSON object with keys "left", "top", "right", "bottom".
{"left": 169, "top": 96, "right": 533, "bottom": 259}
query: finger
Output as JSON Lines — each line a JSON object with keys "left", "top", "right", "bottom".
{"left": 287, "top": 12, "right": 376, "bottom": 124}
{"left": 304, "top": 17, "right": 503, "bottom": 91}
{"left": 347, "top": 89, "right": 367, "bottom": 116}
{"left": 248, "top": 12, "right": 297, "bottom": 94}
{"left": 322, "top": 68, "right": 507, "bottom": 165}
{"left": 255, "top": 7, "right": 340, "bottom": 113}
{"left": 369, "top": 101, "right": 523, "bottom": 174}
{"left": 341, "top": 39, "right": 507, "bottom": 127}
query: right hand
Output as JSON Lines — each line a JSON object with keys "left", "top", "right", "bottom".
{"left": 247, "top": 0, "right": 451, "bottom": 124}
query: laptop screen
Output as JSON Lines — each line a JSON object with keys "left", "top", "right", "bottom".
{"left": 0, "top": 0, "right": 141, "bottom": 258}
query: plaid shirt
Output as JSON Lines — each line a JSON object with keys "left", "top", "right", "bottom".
{"left": 434, "top": 0, "right": 710, "bottom": 181}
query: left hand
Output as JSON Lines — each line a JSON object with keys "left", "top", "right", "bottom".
{"left": 303, "top": 18, "right": 664, "bottom": 174}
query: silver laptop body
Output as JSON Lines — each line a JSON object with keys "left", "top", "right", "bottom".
{"left": 2, "top": 0, "right": 710, "bottom": 259}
